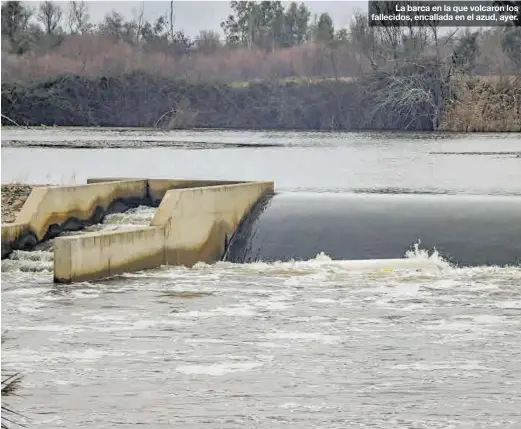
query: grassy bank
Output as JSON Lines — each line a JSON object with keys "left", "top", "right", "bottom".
{"left": 439, "top": 76, "right": 521, "bottom": 132}
{"left": 2, "top": 72, "right": 519, "bottom": 132}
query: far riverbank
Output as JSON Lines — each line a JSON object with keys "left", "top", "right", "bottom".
{"left": 2, "top": 73, "right": 520, "bottom": 132}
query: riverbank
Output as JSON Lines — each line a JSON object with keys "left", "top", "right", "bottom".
{"left": 1, "top": 184, "right": 34, "bottom": 223}
{"left": 439, "top": 76, "right": 521, "bottom": 132}
{"left": 0, "top": 72, "right": 435, "bottom": 131}
{"left": 1, "top": 73, "right": 388, "bottom": 130}
{"left": 2, "top": 73, "right": 520, "bottom": 132}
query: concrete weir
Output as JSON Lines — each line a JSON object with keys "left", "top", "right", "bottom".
{"left": 1, "top": 179, "right": 274, "bottom": 283}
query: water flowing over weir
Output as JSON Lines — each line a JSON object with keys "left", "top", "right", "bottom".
{"left": 1, "top": 206, "right": 156, "bottom": 273}
{"left": 224, "top": 193, "right": 521, "bottom": 267}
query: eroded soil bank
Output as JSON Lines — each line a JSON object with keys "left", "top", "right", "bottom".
{"left": 1, "top": 184, "right": 35, "bottom": 223}
{"left": 3, "top": 73, "right": 520, "bottom": 132}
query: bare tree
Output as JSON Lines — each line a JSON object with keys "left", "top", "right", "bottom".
{"left": 169, "top": 0, "right": 175, "bottom": 41}
{"left": 349, "top": 13, "right": 380, "bottom": 71}
{"left": 353, "top": 1, "right": 460, "bottom": 130}
{"left": 1, "top": 1, "right": 34, "bottom": 53}
{"left": 133, "top": 1, "right": 145, "bottom": 44}
{"left": 68, "top": 0, "right": 92, "bottom": 34}
{"left": 37, "top": 1, "right": 62, "bottom": 35}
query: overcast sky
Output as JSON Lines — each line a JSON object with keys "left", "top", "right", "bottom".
{"left": 26, "top": 1, "right": 366, "bottom": 37}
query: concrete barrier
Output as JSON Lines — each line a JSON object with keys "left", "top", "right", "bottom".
{"left": 86, "top": 178, "right": 248, "bottom": 204}
{"left": 54, "top": 226, "right": 166, "bottom": 283}
{"left": 51, "top": 179, "right": 274, "bottom": 283}
{"left": 152, "top": 182, "right": 275, "bottom": 266}
{"left": 1, "top": 222, "right": 33, "bottom": 259}
{"left": 16, "top": 180, "right": 150, "bottom": 239}
{"left": 1, "top": 180, "right": 151, "bottom": 258}
{"left": 2, "top": 178, "right": 274, "bottom": 281}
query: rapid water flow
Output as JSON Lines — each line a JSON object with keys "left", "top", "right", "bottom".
{"left": 1, "top": 205, "right": 156, "bottom": 273}
{"left": 2, "top": 129, "right": 521, "bottom": 428}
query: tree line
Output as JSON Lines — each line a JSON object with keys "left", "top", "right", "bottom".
{"left": 1, "top": 1, "right": 520, "bottom": 132}
{"left": 2, "top": 1, "right": 520, "bottom": 77}
{"left": 1, "top": 0, "right": 348, "bottom": 56}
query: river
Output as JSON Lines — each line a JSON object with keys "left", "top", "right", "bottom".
{"left": 1, "top": 128, "right": 521, "bottom": 428}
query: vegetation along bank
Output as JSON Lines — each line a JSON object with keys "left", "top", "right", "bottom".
{"left": 1, "top": 0, "right": 520, "bottom": 131}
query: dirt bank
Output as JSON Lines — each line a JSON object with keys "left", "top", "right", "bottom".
{"left": 1, "top": 184, "right": 35, "bottom": 223}
{"left": 1, "top": 72, "right": 437, "bottom": 131}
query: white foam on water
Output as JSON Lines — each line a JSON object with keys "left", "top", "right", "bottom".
{"left": 253, "top": 341, "right": 282, "bottom": 349}
{"left": 423, "top": 319, "right": 495, "bottom": 333}
{"left": 2, "top": 249, "right": 53, "bottom": 273}
{"left": 279, "top": 402, "right": 341, "bottom": 412}
{"left": 184, "top": 338, "right": 227, "bottom": 344}
{"left": 175, "top": 361, "right": 263, "bottom": 376}
{"left": 2, "top": 286, "right": 50, "bottom": 296}
{"left": 15, "top": 325, "right": 75, "bottom": 333}
{"left": 85, "top": 318, "right": 186, "bottom": 333}
{"left": 207, "top": 244, "right": 452, "bottom": 280}
{"left": 103, "top": 205, "right": 156, "bottom": 225}
{"left": 16, "top": 305, "right": 43, "bottom": 314}
{"left": 53, "top": 379, "right": 73, "bottom": 386}
{"left": 388, "top": 361, "right": 502, "bottom": 378}
{"left": 175, "top": 305, "right": 256, "bottom": 319}
{"left": 253, "top": 300, "right": 289, "bottom": 311}
{"left": 312, "top": 298, "right": 337, "bottom": 304}
{"left": 81, "top": 314, "right": 129, "bottom": 322}
{"left": 495, "top": 300, "right": 521, "bottom": 310}
{"left": 84, "top": 205, "right": 157, "bottom": 233}
{"left": 265, "top": 332, "right": 342, "bottom": 344}
{"left": 469, "top": 314, "right": 518, "bottom": 325}
{"left": 69, "top": 348, "right": 114, "bottom": 361}
{"left": 10, "top": 347, "right": 115, "bottom": 364}
{"left": 2, "top": 206, "right": 156, "bottom": 275}
{"left": 8, "top": 249, "right": 53, "bottom": 262}
{"left": 132, "top": 319, "right": 160, "bottom": 329}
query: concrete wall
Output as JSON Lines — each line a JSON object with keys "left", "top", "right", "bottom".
{"left": 151, "top": 182, "right": 275, "bottom": 266}
{"left": 2, "top": 179, "right": 150, "bottom": 258}
{"left": 54, "top": 226, "right": 165, "bottom": 283}
{"left": 147, "top": 179, "right": 248, "bottom": 203}
{"left": 1, "top": 222, "right": 33, "bottom": 258}
{"left": 54, "top": 180, "right": 274, "bottom": 282}
{"left": 86, "top": 178, "right": 247, "bottom": 203}
{"left": 16, "top": 180, "right": 149, "bottom": 240}
{"left": 2, "top": 222, "right": 30, "bottom": 245}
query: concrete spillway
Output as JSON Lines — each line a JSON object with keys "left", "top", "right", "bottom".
{"left": 2, "top": 179, "right": 519, "bottom": 283}
{"left": 224, "top": 193, "right": 521, "bottom": 267}
{"left": 1, "top": 178, "right": 274, "bottom": 282}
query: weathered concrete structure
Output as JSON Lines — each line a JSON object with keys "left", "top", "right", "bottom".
{"left": 54, "top": 226, "right": 167, "bottom": 283}
{"left": 1, "top": 179, "right": 152, "bottom": 259}
{"left": 1, "top": 178, "right": 274, "bottom": 282}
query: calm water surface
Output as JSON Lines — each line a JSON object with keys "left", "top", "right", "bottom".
{"left": 2, "top": 128, "right": 521, "bottom": 194}
{"left": 2, "top": 128, "right": 521, "bottom": 428}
